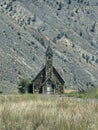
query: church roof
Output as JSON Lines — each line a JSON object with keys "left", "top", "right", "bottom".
{"left": 53, "top": 67, "right": 65, "bottom": 85}
{"left": 32, "top": 67, "right": 45, "bottom": 82}
{"left": 32, "top": 66, "right": 65, "bottom": 85}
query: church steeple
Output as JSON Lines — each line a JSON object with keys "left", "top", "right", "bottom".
{"left": 46, "top": 44, "right": 53, "bottom": 56}
{"left": 46, "top": 45, "right": 53, "bottom": 79}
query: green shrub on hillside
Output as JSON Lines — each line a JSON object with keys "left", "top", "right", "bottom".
{"left": 18, "top": 78, "right": 31, "bottom": 93}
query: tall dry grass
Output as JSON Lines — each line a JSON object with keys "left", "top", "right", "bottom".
{"left": 0, "top": 94, "right": 98, "bottom": 130}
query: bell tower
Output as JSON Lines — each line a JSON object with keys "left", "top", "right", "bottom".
{"left": 46, "top": 45, "right": 53, "bottom": 80}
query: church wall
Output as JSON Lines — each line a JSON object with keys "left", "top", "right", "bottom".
{"left": 33, "top": 69, "right": 45, "bottom": 93}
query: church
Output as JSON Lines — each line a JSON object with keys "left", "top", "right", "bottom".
{"left": 28, "top": 45, "right": 65, "bottom": 94}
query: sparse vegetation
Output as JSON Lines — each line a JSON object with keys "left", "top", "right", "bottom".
{"left": 0, "top": 94, "right": 98, "bottom": 130}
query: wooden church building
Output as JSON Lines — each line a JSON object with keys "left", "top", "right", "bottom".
{"left": 28, "top": 45, "right": 65, "bottom": 94}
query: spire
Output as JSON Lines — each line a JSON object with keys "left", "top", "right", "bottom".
{"left": 46, "top": 43, "right": 53, "bottom": 56}
{"left": 46, "top": 42, "right": 53, "bottom": 80}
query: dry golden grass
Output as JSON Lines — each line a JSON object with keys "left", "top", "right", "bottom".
{"left": 64, "top": 89, "right": 78, "bottom": 93}
{"left": 0, "top": 94, "right": 98, "bottom": 130}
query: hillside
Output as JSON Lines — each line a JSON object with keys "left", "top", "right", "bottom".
{"left": 0, "top": 0, "right": 98, "bottom": 92}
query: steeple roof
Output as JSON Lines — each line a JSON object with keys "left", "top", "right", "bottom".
{"left": 46, "top": 44, "right": 53, "bottom": 55}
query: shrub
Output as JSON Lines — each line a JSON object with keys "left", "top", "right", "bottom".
{"left": 0, "top": 91, "right": 3, "bottom": 94}
{"left": 18, "top": 78, "right": 31, "bottom": 93}
{"left": 68, "top": 0, "right": 71, "bottom": 4}
{"left": 95, "top": 58, "right": 98, "bottom": 64}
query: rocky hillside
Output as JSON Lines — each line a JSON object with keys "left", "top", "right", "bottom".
{"left": 0, "top": 0, "right": 98, "bottom": 92}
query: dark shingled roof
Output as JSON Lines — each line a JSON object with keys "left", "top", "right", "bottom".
{"left": 53, "top": 66, "right": 65, "bottom": 85}
{"left": 32, "top": 66, "right": 65, "bottom": 85}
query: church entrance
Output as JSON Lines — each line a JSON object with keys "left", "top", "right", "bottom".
{"left": 46, "top": 81, "right": 55, "bottom": 94}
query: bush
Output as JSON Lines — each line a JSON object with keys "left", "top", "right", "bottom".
{"left": 95, "top": 58, "right": 98, "bottom": 64}
{"left": 18, "top": 78, "right": 31, "bottom": 93}
{"left": 68, "top": 0, "right": 71, "bottom": 4}
{"left": 0, "top": 91, "right": 3, "bottom": 94}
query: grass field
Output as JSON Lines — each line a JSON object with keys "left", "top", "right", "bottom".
{"left": 66, "top": 88, "right": 98, "bottom": 99}
{"left": 0, "top": 94, "right": 98, "bottom": 130}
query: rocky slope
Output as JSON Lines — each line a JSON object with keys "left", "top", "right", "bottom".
{"left": 0, "top": 0, "right": 98, "bottom": 92}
